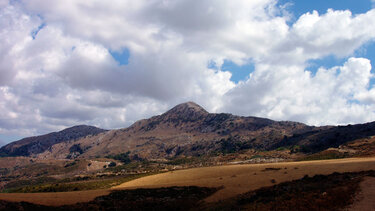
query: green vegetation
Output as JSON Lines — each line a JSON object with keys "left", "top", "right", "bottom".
{"left": 276, "top": 147, "right": 287, "bottom": 151}
{"left": 164, "top": 157, "right": 199, "bottom": 165}
{"left": 290, "top": 145, "right": 301, "bottom": 153}
{"left": 2, "top": 177, "right": 58, "bottom": 191}
{"left": 0, "top": 152, "right": 9, "bottom": 157}
{"left": 8, "top": 162, "right": 74, "bottom": 178}
{"left": 69, "top": 144, "right": 83, "bottom": 154}
{"left": 218, "top": 137, "right": 253, "bottom": 154}
{"left": 105, "top": 152, "right": 131, "bottom": 164}
{"left": 298, "top": 151, "right": 349, "bottom": 161}
{"left": 104, "top": 160, "right": 156, "bottom": 173}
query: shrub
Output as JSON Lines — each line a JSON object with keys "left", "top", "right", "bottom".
{"left": 106, "top": 152, "right": 131, "bottom": 164}
{"left": 108, "top": 162, "right": 116, "bottom": 167}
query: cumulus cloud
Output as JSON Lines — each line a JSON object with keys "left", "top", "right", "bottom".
{"left": 220, "top": 7, "right": 375, "bottom": 126}
{"left": 1, "top": 0, "right": 375, "bottom": 142}
{"left": 223, "top": 58, "right": 375, "bottom": 125}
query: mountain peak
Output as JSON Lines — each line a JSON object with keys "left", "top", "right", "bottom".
{"left": 162, "top": 102, "right": 209, "bottom": 120}
{"left": 168, "top": 102, "right": 208, "bottom": 113}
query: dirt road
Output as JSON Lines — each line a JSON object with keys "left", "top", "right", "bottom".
{"left": 348, "top": 176, "right": 375, "bottom": 211}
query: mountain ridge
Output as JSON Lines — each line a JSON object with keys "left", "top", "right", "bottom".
{"left": 18, "top": 102, "right": 312, "bottom": 159}
{"left": 0, "top": 125, "right": 107, "bottom": 157}
{"left": 1, "top": 102, "right": 375, "bottom": 160}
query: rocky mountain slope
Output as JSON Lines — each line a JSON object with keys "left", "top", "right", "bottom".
{"left": 0, "top": 125, "right": 107, "bottom": 157}
{"left": 31, "top": 102, "right": 313, "bottom": 160}
{"left": 2, "top": 102, "right": 375, "bottom": 160}
{"left": 277, "top": 122, "right": 375, "bottom": 153}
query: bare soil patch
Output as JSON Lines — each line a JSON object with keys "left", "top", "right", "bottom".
{"left": 348, "top": 176, "right": 375, "bottom": 211}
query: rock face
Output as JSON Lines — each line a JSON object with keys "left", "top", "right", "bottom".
{"left": 0, "top": 125, "right": 107, "bottom": 157}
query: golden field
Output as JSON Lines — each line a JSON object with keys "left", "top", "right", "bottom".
{"left": 1, "top": 157, "right": 375, "bottom": 206}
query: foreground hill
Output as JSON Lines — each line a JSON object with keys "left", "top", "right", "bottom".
{"left": 0, "top": 125, "right": 107, "bottom": 157}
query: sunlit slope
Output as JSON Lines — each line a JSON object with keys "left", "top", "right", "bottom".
{"left": 113, "top": 157, "right": 375, "bottom": 202}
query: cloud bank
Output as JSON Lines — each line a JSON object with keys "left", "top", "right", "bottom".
{"left": 1, "top": 0, "right": 375, "bottom": 140}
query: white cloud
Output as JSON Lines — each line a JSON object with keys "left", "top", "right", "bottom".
{"left": 1, "top": 0, "right": 375, "bottom": 142}
{"left": 223, "top": 57, "right": 375, "bottom": 125}
{"left": 267, "top": 9, "right": 375, "bottom": 66}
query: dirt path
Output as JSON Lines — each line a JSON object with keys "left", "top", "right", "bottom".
{"left": 113, "top": 157, "right": 375, "bottom": 202}
{"left": 347, "top": 177, "right": 375, "bottom": 211}
{"left": 1, "top": 157, "right": 375, "bottom": 206}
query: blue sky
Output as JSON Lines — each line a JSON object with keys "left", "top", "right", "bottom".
{"left": 0, "top": 135, "right": 22, "bottom": 146}
{"left": 109, "top": 49, "right": 130, "bottom": 66}
{"left": 280, "top": 0, "right": 373, "bottom": 17}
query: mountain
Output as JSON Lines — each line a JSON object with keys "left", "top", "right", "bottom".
{"left": 277, "top": 121, "right": 375, "bottom": 153}
{"left": 2, "top": 102, "right": 375, "bottom": 160}
{"left": 0, "top": 125, "right": 107, "bottom": 157}
{"left": 30, "top": 102, "right": 313, "bottom": 160}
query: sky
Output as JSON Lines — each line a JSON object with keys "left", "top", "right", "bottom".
{"left": 1, "top": 0, "right": 375, "bottom": 145}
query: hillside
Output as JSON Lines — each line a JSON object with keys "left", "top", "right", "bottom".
{"left": 0, "top": 125, "right": 107, "bottom": 157}
{"left": 2, "top": 102, "right": 375, "bottom": 197}
{"left": 276, "top": 122, "right": 375, "bottom": 153}
{"left": 31, "top": 102, "right": 314, "bottom": 160}
{"left": 2, "top": 102, "right": 375, "bottom": 161}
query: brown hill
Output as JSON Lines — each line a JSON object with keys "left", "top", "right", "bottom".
{"left": 32, "top": 102, "right": 312, "bottom": 160}
{"left": 277, "top": 122, "right": 375, "bottom": 153}
{"left": 0, "top": 125, "right": 107, "bottom": 157}
{"left": 2, "top": 102, "right": 375, "bottom": 161}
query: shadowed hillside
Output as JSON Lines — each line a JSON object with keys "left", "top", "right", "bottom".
{"left": 0, "top": 125, "right": 107, "bottom": 157}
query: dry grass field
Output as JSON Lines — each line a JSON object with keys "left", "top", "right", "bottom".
{"left": 0, "top": 189, "right": 110, "bottom": 206}
{"left": 0, "top": 157, "right": 375, "bottom": 206}
{"left": 113, "top": 157, "right": 375, "bottom": 202}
